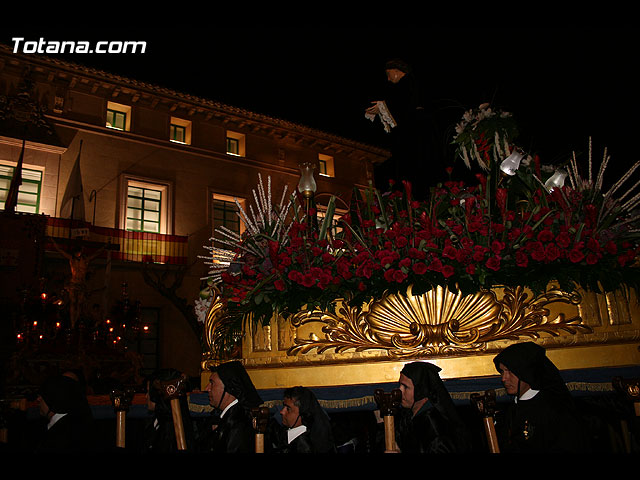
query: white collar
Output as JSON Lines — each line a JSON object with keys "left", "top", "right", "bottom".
{"left": 220, "top": 398, "right": 238, "bottom": 418}
{"left": 516, "top": 388, "right": 540, "bottom": 402}
{"left": 47, "top": 412, "right": 67, "bottom": 429}
{"left": 287, "top": 424, "right": 307, "bottom": 444}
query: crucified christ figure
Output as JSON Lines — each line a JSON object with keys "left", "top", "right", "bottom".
{"left": 52, "top": 240, "right": 107, "bottom": 329}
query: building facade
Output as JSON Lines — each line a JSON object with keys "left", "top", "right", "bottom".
{"left": 0, "top": 44, "right": 389, "bottom": 384}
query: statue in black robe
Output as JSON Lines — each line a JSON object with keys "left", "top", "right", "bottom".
{"left": 367, "top": 59, "right": 444, "bottom": 199}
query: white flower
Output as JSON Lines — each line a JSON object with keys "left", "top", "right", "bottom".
{"left": 194, "top": 297, "right": 213, "bottom": 324}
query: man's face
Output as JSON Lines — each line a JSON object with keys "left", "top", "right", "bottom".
{"left": 398, "top": 373, "right": 416, "bottom": 409}
{"left": 280, "top": 396, "right": 301, "bottom": 428}
{"left": 205, "top": 372, "right": 226, "bottom": 408}
{"left": 38, "top": 395, "right": 52, "bottom": 419}
{"left": 386, "top": 68, "right": 405, "bottom": 84}
{"left": 499, "top": 363, "right": 531, "bottom": 396}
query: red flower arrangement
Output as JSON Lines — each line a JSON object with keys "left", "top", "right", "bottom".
{"left": 202, "top": 108, "right": 640, "bottom": 332}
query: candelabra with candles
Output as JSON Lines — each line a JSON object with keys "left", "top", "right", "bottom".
{"left": 14, "top": 278, "right": 147, "bottom": 354}
{"left": 14, "top": 278, "right": 66, "bottom": 348}
{"left": 96, "top": 282, "right": 144, "bottom": 350}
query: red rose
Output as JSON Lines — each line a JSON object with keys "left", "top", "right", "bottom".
{"left": 412, "top": 262, "right": 428, "bottom": 275}
{"left": 394, "top": 270, "right": 408, "bottom": 283}
{"left": 302, "top": 273, "right": 316, "bottom": 287}
{"left": 537, "top": 229, "right": 554, "bottom": 243}
{"left": 399, "top": 257, "right": 412, "bottom": 269}
{"left": 585, "top": 253, "right": 599, "bottom": 265}
{"left": 384, "top": 269, "right": 396, "bottom": 282}
{"left": 515, "top": 250, "right": 529, "bottom": 267}
{"left": 274, "top": 279, "right": 286, "bottom": 291}
{"left": 472, "top": 245, "right": 488, "bottom": 262}
{"left": 569, "top": 248, "right": 584, "bottom": 263}
{"left": 491, "top": 240, "right": 505, "bottom": 254}
{"left": 287, "top": 270, "right": 301, "bottom": 282}
{"left": 441, "top": 265, "right": 455, "bottom": 278}
{"left": 545, "top": 243, "right": 561, "bottom": 262}
{"left": 555, "top": 231, "right": 572, "bottom": 249}
{"left": 428, "top": 257, "right": 443, "bottom": 272}
{"left": 587, "top": 237, "right": 601, "bottom": 252}
{"left": 396, "top": 236, "right": 408, "bottom": 248}
{"left": 485, "top": 255, "right": 501, "bottom": 271}
{"left": 443, "top": 245, "right": 457, "bottom": 260}
{"left": 381, "top": 256, "right": 395, "bottom": 267}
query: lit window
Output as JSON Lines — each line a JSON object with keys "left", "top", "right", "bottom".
{"left": 226, "top": 137, "right": 239, "bottom": 155}
{"left": 318, "top": 154, "right": 335, "bottom": 177}
{"left": 0, "top": 164, "right": 42, "bottom": 213}
{"left": 212, "top": 193, "right": 245, "bottom": 249}
{"left": 126, "top": 185, "right": 162, "bottom": 233}
{"left": 120, "top": 176, "right": 172, "bottom": 234}
{"left": 170, "top": 124, "right": 186, "bottom": 143}
{"left": 106, "top": 109, "right": 126, "bottom": 131}
{"left": 170, "top": 117, "right": 191, "bottom": 145}
{"left": 106, "top": 101, "right": 131, "bottom": 131}
{"left": 226, "top": 131, "right": 245, "bottom": 157}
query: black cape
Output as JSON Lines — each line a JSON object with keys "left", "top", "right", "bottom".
{"left": 493, "top": 342, "right": 588, "bottom": 453}
{"left": 201, "top": 402, "right": 257, "bottom": 453}
{"left": 395, "top": 362, "right": 471, "bottom": 453}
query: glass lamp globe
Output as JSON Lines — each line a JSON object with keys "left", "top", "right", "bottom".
{"left": 499, "top": 151, "right": 524, "bottom": 176}
{"left": 298, "top": 162, "right": 317, "bottom": 197}
{"left": 545, "top": 170, "right": 567, "bottom": 192}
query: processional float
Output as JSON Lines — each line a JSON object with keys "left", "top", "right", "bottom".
{"left": 198, "top": 105, "right": 640, "bottom": 452}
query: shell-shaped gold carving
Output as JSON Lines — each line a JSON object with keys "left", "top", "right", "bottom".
{"left": 287, "top": 284, "right": 591, "bottom": 357}
{"left": 366, "top": 285, "right": 501, "bottom": 351}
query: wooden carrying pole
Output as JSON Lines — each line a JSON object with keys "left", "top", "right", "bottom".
{"left": 374, "top": 388, "right": 402, "bottom": 453}
{"left": 251, "top": 407, "right": 271, "bottom": 453}
{"left": 109, "top": 388, "right": 134, "bottom": 449}
{"left": 471, "top": 390, "right": 500, "bottom": 453}
{"left": 613, "top": 376, "right": 640, "bottom": 453}
{"left": 155, "top": 373, "right": 190, "bottom": 451}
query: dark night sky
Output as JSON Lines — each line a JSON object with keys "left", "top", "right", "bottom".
{"left": 3, "top": 27, "right": 638, "bottom": 180}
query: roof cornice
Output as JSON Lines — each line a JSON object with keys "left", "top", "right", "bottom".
{"left": 0, "top": 43, "right": 389, "bottom": 160}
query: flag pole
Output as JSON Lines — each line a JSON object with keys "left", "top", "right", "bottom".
{"left": 3, "top": 138, "right": 26, "bottom": 213}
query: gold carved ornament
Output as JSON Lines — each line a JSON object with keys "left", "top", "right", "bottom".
{"left": 203, "top": 284, "right": 591, "bottom": 360}
{"left": 287, "top": 284, "right": 590, "bottom": 357}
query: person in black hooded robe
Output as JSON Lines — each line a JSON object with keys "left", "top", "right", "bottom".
{"left": 272, "top": 386, "right": 336, "bottom": 454}
{"left": 393, "top": 361, "right": 471, "bottom": 453}
{"left": 201, "top": 360, "right": 263, "bottom": 453}
{"left": 493, "top": 341, "right": 588, "bottom": 453}
{"left": 34, "top": 374, "right": 97, "bottom": 453}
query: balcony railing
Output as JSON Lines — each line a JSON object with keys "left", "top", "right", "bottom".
{"left": 46, "top": 217, "right": 188, "bottom": 265}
